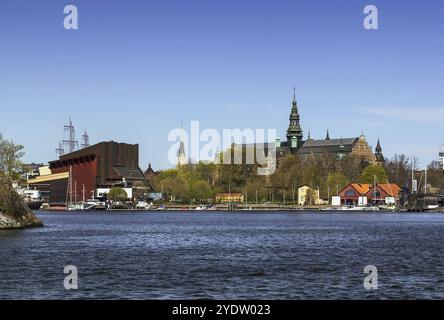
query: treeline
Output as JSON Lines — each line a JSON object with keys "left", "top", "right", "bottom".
{"left": 150, "top": 150, "right": 443, "bottom": 204}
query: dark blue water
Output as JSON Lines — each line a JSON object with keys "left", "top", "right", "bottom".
{"left": 1, "top": 211, "right": 444, "bottom": 299}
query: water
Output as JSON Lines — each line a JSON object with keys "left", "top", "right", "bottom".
{"left": 1, "top": 211, "right": 444, "bottom": 299}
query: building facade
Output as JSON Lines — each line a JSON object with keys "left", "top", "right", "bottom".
{"left": 215, "top": 193, "right": 244, "bottom": 203}
{"left": 338, "top": 183, "right": 371, "bottom": 205}
{"left": 338, "top": 183, "right": 401, "bottom": 206}
{"left": 364, "top": 183, "right": 401, "bottom": 205}
{"left": 29, "top": 141, "right": 148, "bottom": 205}
{"left": 297, "top": 185, "right": 323, "bottom": 205}
{"left": 275, "top": 90, "right": 385, "bottom": 165}
{"left": 235, "top": 90, "right": 386, "bottom": 168}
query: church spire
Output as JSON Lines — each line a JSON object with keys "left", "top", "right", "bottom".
{"left": 375, "top": 135, "right": 384, "bottom": 165}
{"left": 286, "top": 87, "right": 303, "bottom": 151}
{"left": 376, "top": 136, "right": 382, "bottom": 152}
{"left": 178, "top": 120, "right": 187, "bottom": 167}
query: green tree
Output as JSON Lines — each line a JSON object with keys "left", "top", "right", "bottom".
{"left": 189, "top": 179, "right": 213, "bottom": 203}
{"left": 162, "top": 176, "right": 190, "bottom": 202}
{"left": 244, "top": 177, "right": 268, "bottom": 203}
{"left": 108, "top": 187, "right": 128, "bottom": 202}
{"left": 0, "top": 133, "right": 25, "bottom": 181}
{"left": 359, "top": 165, "right": 388, "bottom": 184}
{"left": 0, "top": 171, "right": 30, "bottom": 218}
{"left": 327, "top": 172, "right": 349, "bottom": 195}
{"left": 216, "top": 145, "right": 259, "bottom": 192}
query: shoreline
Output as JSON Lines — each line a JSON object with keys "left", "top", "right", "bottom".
{"left": 34, "top": 208, "right": 444, "bottom": 214}
{"left": 0, "top": 211, "right": 43, "bottom": 230}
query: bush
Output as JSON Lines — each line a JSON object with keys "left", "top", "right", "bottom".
{"left": 108, "top": 187, "right": 128, "bottom": 202}
{"left": 359, "top": 165, "right": 388, "bottom": 184}
{"left": 0, "top": 172, "right": 30, "bottom": 218}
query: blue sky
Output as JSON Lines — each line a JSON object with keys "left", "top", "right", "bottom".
{"left": 1, "top": 0, "right": 443, "bottom": 170}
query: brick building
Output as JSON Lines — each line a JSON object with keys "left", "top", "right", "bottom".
{"left": 29, "top": 141, "right": 148, "bottom": 205}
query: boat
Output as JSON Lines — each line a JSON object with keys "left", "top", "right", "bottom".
{"left": 67, "top": 199, "right": 106, "bottom": 211}
{"left": 85, "top": 199, "right": 107, "bottom": 210}
{"left": 321, "top": 205, "right": 379, "bottom": 212}
{"left": 135, "top": 200, "right": 152, "bottom": 210}
{"left": 16, "top": 187, "right": 44, "bottom": 210}
{"left": 67, "top": 201, "right": 97, "bottom": 211}
{"left": 25, "top": 198, "right": 44, "bottom": 210}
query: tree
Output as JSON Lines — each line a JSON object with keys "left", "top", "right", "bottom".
{"left": 244, "top": 177, "right": 269, "bottom": 203}
{"left": 359, "top": 165, "right": 388, "bottom": 184}
{"left": 0, "top": 133, "right": 25, "bottom": 181}
{"left": 426, "top": 166, "right": 444, "bottom": 190}
{"left": 189, "top": 179, "right": 213, "bottom": 203}
{"left": 108, "top": 187, "right": 128, "bottom": 202}
{"left": 216, "top": 145, "right": 259, "bottom": 192}
{"left": 132, "top": 180, "right": 148, "bottom": 200}
{"left": 385, "top": 154, "right": 412, "bottom": 188}
{"left": 327, "top": 172, "right": 349, "bottom": 196}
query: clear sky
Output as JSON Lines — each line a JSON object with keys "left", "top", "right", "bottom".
{"left": 1, "top": 0, "right": 443, "bottom": 170}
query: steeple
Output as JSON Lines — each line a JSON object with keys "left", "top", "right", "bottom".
{"left": 286, "top": 87, "right": 303, "bottom": 150}
{"left": 178, "top": 121, "right": 187, "bottom": 167}
{"left": 375, "top": 136, "right": 385, "bottom": 165}
{"left": 337, "top": 136, "right": 346, "bottom": 160}
{"left": 376, "top": 137, "right": 382, "bottom": 153}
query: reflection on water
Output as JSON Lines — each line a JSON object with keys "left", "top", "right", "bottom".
{"left": 1, "top": 211, "right": 444, "bottom": 299}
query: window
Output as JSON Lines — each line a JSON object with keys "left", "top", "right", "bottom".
{"left": 345, "top": 190, "right": 356, "bottom": 197}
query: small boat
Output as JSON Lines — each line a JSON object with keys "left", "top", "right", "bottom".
{"left": 25, "top": 198, "right": 44, "bottom": 210}
{"left": 321, "top": 205, "right": 379, "bottom": 212}
{"left": 66, "top": 199, "right": 106, "bottom": 211}
{"left": 135, "top": 200, "right": 152, "bottom": 210}
{"left": 67, "top": 202, "right": 96, "bottom": 211}
{"left": 15, "top": 186, "right": 44, "bottom": 210}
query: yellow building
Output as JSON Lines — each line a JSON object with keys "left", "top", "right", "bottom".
{"left": 215, "top": 193, "right": 244, "bottom": 203}
{"left": 297, "top": 185, "right": 322, "bottom": 205}
{"left": 38, "top": 166, "right": 52, "bottom": 176}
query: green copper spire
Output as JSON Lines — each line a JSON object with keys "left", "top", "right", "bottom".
{"left": 286, "top": 87, "right": 303, "bottom": 149}
{"left": 336, "top": 136, "right": 346, "bottom": 160}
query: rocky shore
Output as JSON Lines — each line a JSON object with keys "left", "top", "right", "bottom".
{"left": 0, "top": 210, "right": 43, "bottom": 229}
{"left": 0, "top": 176, "right": 43, "bottom": 230}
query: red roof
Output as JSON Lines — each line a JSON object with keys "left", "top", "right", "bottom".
{"left": 376, "top": 184, "right": 401, "bottom": 197}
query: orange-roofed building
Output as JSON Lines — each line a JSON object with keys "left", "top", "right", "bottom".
{"left": 338, "top": 184, "right": 371, "bottom": 205}
{"left": 365, "top": 183, "right": 401, "bottom": 205}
